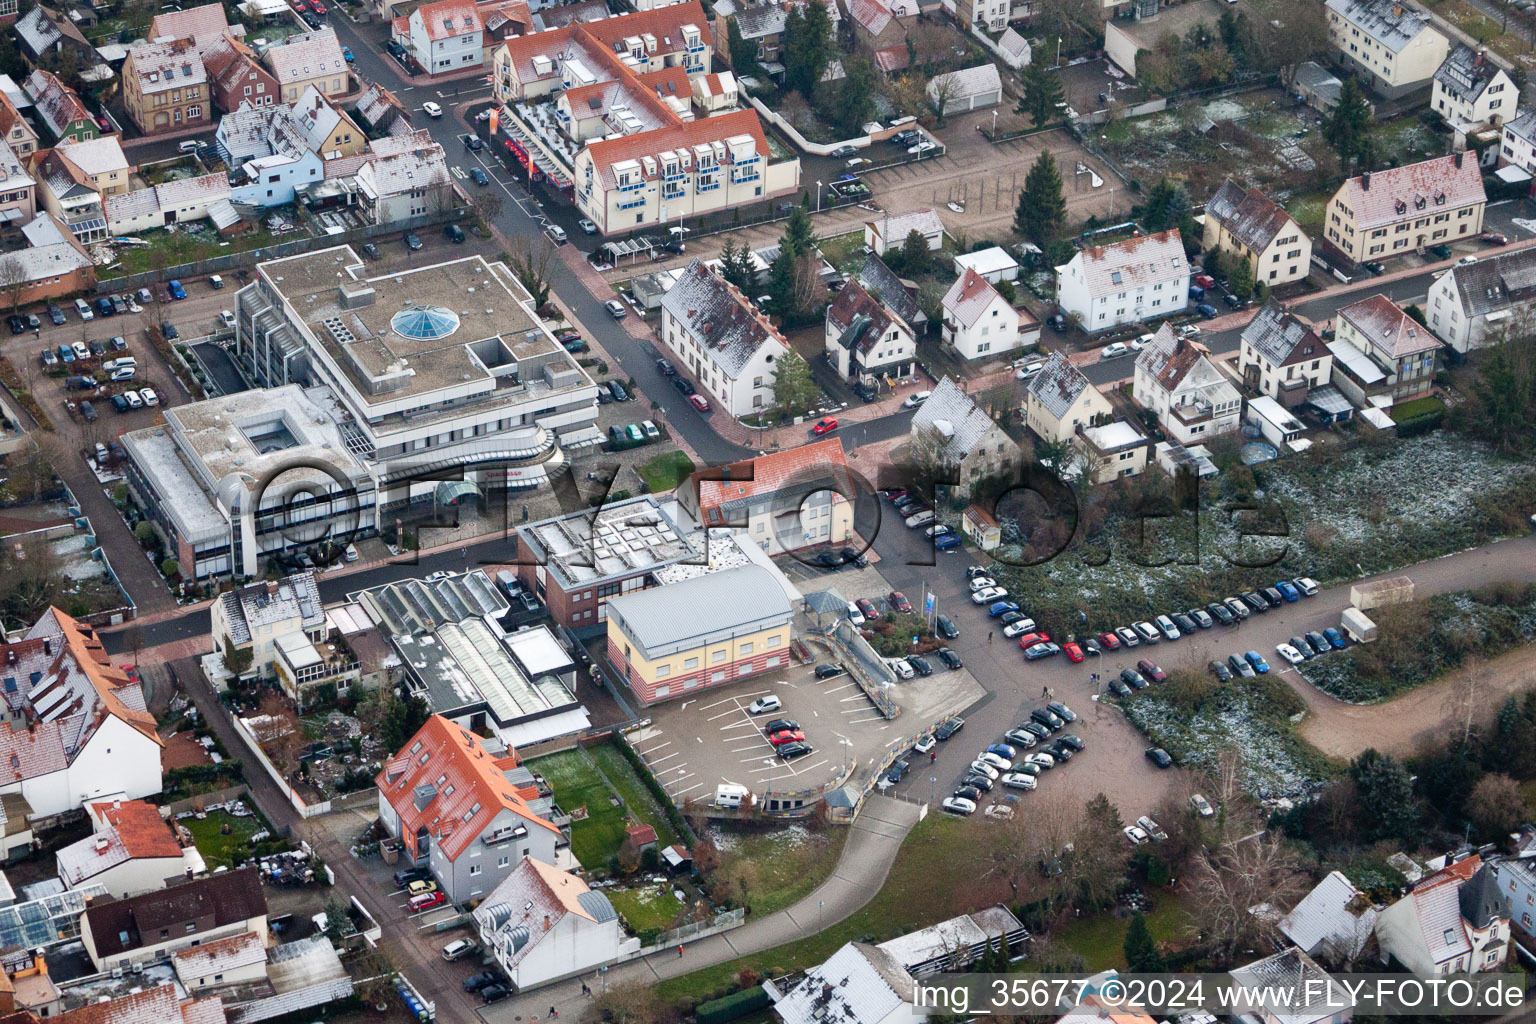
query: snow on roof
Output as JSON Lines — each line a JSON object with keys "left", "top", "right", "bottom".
{"left": 1206, "top": 179, "right": 1298, "bottom": 255}
{"left": 263, "top": 27, "right": 347, "bottom": 84}
{"left": 1335, "top": 153, "right": 1485, "bottom": 231}
{"left": 1279, "top": 870, "right": 1378, "bottom": 958}
{"left": 1339, "top": 293, "right": 1440, "bottom": 358}
{"left": 659, "top": 258, "right": 785, "bottom": 378}
{"left": 775, "top": 943, "right": 915, "bottom": 1024}
{"left": 866, "top": 207, "right": 944, "bottom": 245}
{"left": 1325, "top": 0, "right": 1439, "bottom": 52}
{"left": 1027, "top": 351, "right": 1092, "bottom": 419}
{"left": 942, "top": 267, "right": 1005, "bottom": 329}
{"left": 1242, "top": 298, "right": 1325, "bottom": 367}
{"left": 24, "top": 69, "right": 92, "bottom": 135}
{"left": 413, "top": 0, "right": 483, "bottom": 41}
{"left": 1434, "top": 43, "right": 1505, "bottom": 105}
{"left": 149, "top": 2, "right": 235, "bottom": 45}
{"left": 927, "top": 63, "right": 1000, "bottom": 102}
{"left": 911, "top": 376, "right": 1003, "bottom": 461}
{"left": 954, "top": 246, "right": 1018, "bottom": 277}
{"left": 1062, "top": 229, "right": 1186, "bottom": 297}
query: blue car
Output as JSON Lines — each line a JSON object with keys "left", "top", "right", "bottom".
{"left": 935, "top": 533, "right": 962, "bottom": 551}
{"left": 1244, "top": 651, "right": 1270, "bottom": 674}
{"left": 1274, "top": 580, "right": 1300, "bottom": 602}
{"left": 57, "top": 344, "right": 74, "bottom": 363}
{"left": 986, "top": 744, "right": 1016, "bottom": 761}
{"left": 469, "top": 167, "right": 489, "bottom": 185}
{"left": 168, "top": 279, "right": 187, "bottom": 300}
{"left": 1195, "top": 303, "right": 1218, "bottom": 318}
{"left": 342, "top": 45, "right": 355, "bottom": 61}
{"left": 988, "top": 601, "right": 1020, "bottom": 617}
{"left": 1322, "top": 628, "right": 1347, "bottom": 649}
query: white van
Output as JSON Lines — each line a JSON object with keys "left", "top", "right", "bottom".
{"left": 715, "top": 783, "right": 750, "bottom": 809}
{"left": 178, "top": 139, "right": 206, "bottom": 154}
{"left": 103, "top": 357, "right": 136, "bottom": 372}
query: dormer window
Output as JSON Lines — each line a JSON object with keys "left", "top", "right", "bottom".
{"left": 1414, "top": 196, "right": 1426, "bottom": 210}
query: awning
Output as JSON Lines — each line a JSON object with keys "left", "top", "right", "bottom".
{"left": 433, "top": 480, "right": 482, "bottom": 505}
{"left": 1496, "top": 164, "right": 1532, "bottom": 184}
{"left": 1304, "top": 384, "right": 1353, "bottom": 417}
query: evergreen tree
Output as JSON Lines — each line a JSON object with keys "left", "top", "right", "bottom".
{"left": 1349, "top": 749, "right": 1420, "bottom": 843}
{"left": 1322, "top": 76, "right": 1375, "bottom": 169}
{"left": 1014, "top": 151, "right": 1067, "bottom": 246}
{"left": 1141, "top": 178, "right": 1190, "bottom": 233}
{"left": 1470, "top": 344, "right": 1532, "bottom": 453}
{"left": 767, "top": 247, "right": 797, "bottom": 317}
{"left": 1123, "top": 912, "right": 1164, "bottom": 972}
{"left": 782, "top": 203, "right": 816, "bottom": 258}
{"left": 727, "top": 17, "right": 759, "bottom": 75}
{"left": 1016, "top": 61, "right": 1065, "bottom": 128}
{"left": 783, "top": 2, "right": 832, "bottom": 99}
{"left": 1228, "top": 255, "right": 1254, "bottom": 299}
{"left": 900, "top": 228, "right": 932, "bottom": 275}
{"left": 719, "top": 238, "right": 757, "bottom": 292}
{"left": 831, "top": 56, "right": 878, "bottom": 138}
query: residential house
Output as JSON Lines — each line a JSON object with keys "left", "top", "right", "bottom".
{"left": 1055, "top": 229, "right": 1189, "bottom": 331}
{"left": 1425, "top": 243, "right": 1536, "bottom": 352}
{"left": 1202, "top": 180, "right": 1311, "bottom": 288}
{"left": 1278, "top": 870, "right": 1379, "bottom": 963}
{"left": 691, "top": 70, "right": 738, "bottom": 114}
{"left": 355, "top": 81, "right": 414, "bottom": 137}
{"left": 1432, "top": 44, "right": 1514, "bottom": 126}
{"left": 720, "top": 3, "right": 787, "bottom": 67}
{"left": 2, "top": 949, "right": 64, "bottom": 1019}
{"left": 28, "top": 147, "right": 109, "bottom": 243}
{"left": 473, "top": 858, "right": 625, "bottom": 991}
{"left": 1073, "top": 418, "right": 1149, "bottom": 484}
{"left": 1330, "top": 293, "right": 1439, "bottom": 405}
{"left": 219, "top": 103, "right": 324, "bottom": 207}
{"left": 171, "top": 930, "right": 269, "bottom": 992}
{"left": 0, "top": 138, "right": 37, "bottom": 236}
{"left": 79, "top": 867, "right": 268, "bottom": 972}
{"left": 1487, "top": 855, "right": 1536, "bottom": 941}
{"left": 202, "top": 32, "right": 280, "bottom": 113}
{"left": 1025, "top": 352, "right": 1113, "bottom": 445}
{"left": 1325, "top": 0, "right": 1449, "bottom": 99}
{"left": 678, "top": 438, "right": 855, "bottom": 553}
{"left": 825, "top": 278, "right": 916, "bottom": 381}
{"left": 264, "top": 28, "right": 351, "bottom": 103}
{"left": 211, "top": 573, "right": 325, "bottom": 680}
{"left": 856, "top": 253, "right": 928, "bottom": 333}
{"left": 353, "top": 130, "right": 454, "bottom": 222}
{"left": 864, "top": 208, "right": 944, "bottom": 256}
{"left": 23, "top": 70, "right": 99, "bottom": 143}
{"left": 847, "top": 0, "right": 914, "bottom": 48}
{"left": 941, "top": 267, "right": 1024, "bottom": 361}
{"left": 1231, "top": 947, "right": 1355, "bottom": 1024}
{"left": 926, "top": 63, "right": 1002, "bottom": 113}
{"left": 774, "top": 943, "right": 923, "bottom": 1024}
{"left": 0, "top": 213, "right": 97, "bottom": 305}
{"left": 57, "top": 799, "right": 193, "bottom": 898}
{"left": 909, "top": 376, "right": 1020, "bottom": 496}
{"left": 1239, "top": 299, "right": 1333, "bottom": 406}
{"left": 14, "top": 7, "right": 101, "bottom": 70}
{"left": 954, "top": 246, "right": 1019, "bottom": 284}
{"left": 54, "top": 135, "right": 132, "bottom": 196}
{"left": 374, "top": 715, "right": 563, "bottom": 903}
{"left": 1133, "top": 324, "right": 1243, "bottom": 445}
{"left": 1323, "top": 153, "right": 1485, "bottom": 264}
{"left": 1293, "top": 61, "right": 1352, "bottom": 114}
{"left": 396, "top": 0, "right": 485, "bottom": 76}
{"left": 659, "top": 258, "right": 789, "bottom": 416}
{"left": 607, "top": 565, "right": 793, "bottom": 705}
{"left": 103, "top": 172, "right": 230, "bottom": 235}
{"left": 48, "top": 983, "right": 226, "bottom": 1024}
{"left": 1375, "top": 854, "right": 1510, "bottom": 974}
{"left": 122, "top": 38, "right": 211, "bottom": 135}
{"left": 1498, "top": 109, "right": 1536, "bottom": 174}
{"left": 555, "top": 66, "right": 693, "bottom": 144}
{"left": 0, "top": 91, "right": 40, "bottom": 158}
{"left": 480, "top": 0, "right": 534, "bottom": 54}
{"left": 148, "top": 2, "right": 243, "bottom": 48}
{"left": 290, "top": 86, "right": 366, "bottom": 157}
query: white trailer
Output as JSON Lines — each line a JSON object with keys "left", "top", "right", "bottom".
{"left": 1341, "top": 606, "right": 1377, "bottom": 643}
{"left": 1349, "top": 576, "right": 1414, "bottom": 611}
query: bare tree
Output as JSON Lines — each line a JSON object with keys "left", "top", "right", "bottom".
{"left": 0, "top": 533, "right": 65, "bottom": 624}
{"left": 927, "top": 73, "right": 960, "bottom": 128}
{"left": 470, "top": 186, "right": 504, "bottom": 224}
{"left": 1188, "top": 832, "right": 1304, "bottom": 963}
{"left": 1035, "top": 0, "right": 1099, "bottom": 47}
{"left": 0, "top": 255, "right": 26, "bottom": 314}
{"left": 586, "top": 979, "right": 667, "bottom": 1024}
{"left": 506, "top": 233, "right": 557, "bottom": 310}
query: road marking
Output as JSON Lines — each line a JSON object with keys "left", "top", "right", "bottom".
{"left": 848, "top": 714, "right": 885, "bottom": 724}
{"left": 637, "top": 740, "right": 670, "bottom": 756}
{"left": 672, "top": 782, "right": 704, "bottom": 797}
{"left": 646, "top": 751, "right": 682, "bottom": 766}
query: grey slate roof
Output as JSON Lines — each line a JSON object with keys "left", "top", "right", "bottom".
{"left": 1242, "top": 298, "right": 1324, "bottom": 367}
{"left": 1505, "top": 108, "right": 1536, "bottom": 146}
{"left": 1206, "top": 180, "right": 1298, "bottom": 255}
{"left": 1458, "top": 864, "right": 1508, "bottom": 930}
{"left": 1446, "top": 244, "right": 1536, "bottom": 317}
{"left": 1232, "top": 948, "right": 1352, "bottom": 1024}
{"left": 606, "top": 564, "right": 792, "bottom": 654}
{"left": 1434, "top": 43, "right": 1503, "bottom": 105}
{"left": 734, "top": 3, "right": 787, "bottom": 38}
{"left": 1278, "top": 870, "right": 1378, "bottom": 958}
{"left": 659, "top": 258, "right": 784, "bottom": 378}
{"left": 911, "top": 376, "right": 1000, "bottom": 461}
{"left": 1026, "top": 352, "right": 1090, "bottom": 419}
{"left": 1326, "top": 0, "right": 1435, "bottom": 53}
{"left": 857, "top": 252, "right": 926, "bottom": 327}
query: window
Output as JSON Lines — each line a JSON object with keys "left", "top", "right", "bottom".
{"left": 469, "top": 865, "right": 481, "bottom": 876}
{"left": 767, "top": 634, "right": 782, "bottom": 647}
{"left": 654, "top": 664, "right": 670, "bottom": 678}
{"left": 711, "top": 649, "right": 726, "bottom": 663}
{"left": 710, "top": 670, "right": 726, "bottom": 682}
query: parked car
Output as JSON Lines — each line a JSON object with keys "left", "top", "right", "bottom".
{"left": 1145, "top": 747, "right": 1173, "bottom": 768}
{"left": 746, "top": 695, "right": 782, "bottom": 714}
{"left": 1135, "top": 659, "right": 1166, "bottom": 682}
{"left": 936, "top": 647, "right": 962, "bottom": 670}
{"left": 442, "top": 938, "right": 478, "bottom": 961}
{"left": 47, "top": 303, "right": 65, "bottom": 325}
{"left": 1120, "top": 668, "right": 1148, "bottom": 690}
{"left": 605, "top": 299, "right": 627, "bottom": 319}
{"left": 1195, "top": 303, "right": 1218, "bottom": 318}
{"left": 1208, "top": 601, "right": 1236, "bottom": 625}
{"left": 812, "top": 417, "right": 839, "bottom": 434}
{"left": 936, "top": 615, "right": 958, "bottom": 639}
{"left": 1189, "top": 793, "right": 1215, "bottom": 817}
{"left": 1047, "top": 701, "right": 1076, "bottom": 723}
{"left": 1114, "top": 626, "right": 1141, "bottom": 648}
{"left": 167, "top": 280, "right": 187, "bottom": 300}
{"left": 941, "top": 796, "right": 976, "bottom": 815}
{"left": 464, "top": 972, "right": 500, "bottom": 992}
{"left": 1227, "top": 653, "right": 1257, "bottom": 678}
{"left": 688, "top": 394, "right": 711, "bottom": 413}
{"left": 1244, "top": 651, "right": 1270, "bottom": 674}
{"left": 1276, "top": 643, "right": 1305, "bottom": 665}
{"left": 1293, "top": 577, "right": 1319, "bottom": 596}
{"left": 1099, "top": 342, "right": 1129, "bottom": 359}
{"left": 1208, "top": 659, "right": 1232, "bottom": 682}
{"left": 404, "top": 232, "right": 423, "bottom": 251}
{"left": 1322, "top": 627, "right": 1347, "bottom": 649}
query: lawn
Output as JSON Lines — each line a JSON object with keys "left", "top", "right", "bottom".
{"left": 1284, "top": 190, "right": 1332, "bottom": 237}
{"left": 1390, "top": 395, "right": 1447, "bottom": 423}
{"left": 708, "top": 823, "right": 849, "bottom": 917}
{"left": 530, "top": 744, "right": 680, "bottom": 870}
{"left": 181, "top": 808, "right": 273, "bottom": 869}
{"left": 606, "top": 884, "right": 686, "bottom": 932}
{"left": 638, "top": 451, "right": 697, "bottom": 494}
{"left": 113, "top": 225, "right": 284, "bottom": 277}
{"left": 1056, "top": 891, "right": 1192, "bottom": 971}
{"left": 656, "top": 813, "right": 1013, "bottom": 1002}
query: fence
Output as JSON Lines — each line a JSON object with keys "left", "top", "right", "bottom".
{"left": 93, "top": 207, "right": 465, "bottom": 295}
{"left": 822, "top": 622, "right": 902, "bottom": 719}
{"left": 161, "top": 783, "right": 252, "bottom": 817}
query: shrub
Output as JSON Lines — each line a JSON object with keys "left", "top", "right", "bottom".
{"left": 696, "top": 986, "right": 772, "bottom": 1024}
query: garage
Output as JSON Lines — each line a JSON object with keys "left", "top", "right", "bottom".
{"left": 927, "top": 64, "right": 1003, "bottom": 113}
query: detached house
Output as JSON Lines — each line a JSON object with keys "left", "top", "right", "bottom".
{"left": 1498, "top": 109, "right": 1536, "bottom": 174}
{"left": 660, "top": 258, "right": 789, "bottom": 416}
{"left": 57, "top": 798, "right": 193, "bottom": 898}
{"left": 1055, "top": 230, "right": 1189, "bottom": 332}
{"left": 396, "top": 0, "right": 485, "bottom": 76}
{"left": 1240, "top": 299, "right": 1333, "bottom": 406}
{"left": 211, "top": 572, "right": 325, "bottom": 681}
{"left": 1375, "top": 854, "right": 1510, "bottom": 974}
{"left": 264, "top": 28, "right": 350, "bottom": 103}
{"left": 1133, "top": 325, "right": 1242, "bottom": 446}
{"left": 24, "top": 70, "right": 100, "bottom": 144}
{"left": 375, "top": 715, "right": 563, "bottom": 904}
{"left": 1329, "top": 293, "right": 1439, "bottom": 405}
{"left": 0, "top": 91, "right": 40, "bottom": 158}
{"left": 29, "top": 146, "right": 109, "bottom": 243}
{"left": 202, "top": 32, "right": 280, "bottom": 113}
{"left": 1202, "top": 181, "right": 1311, "bottom": 288}
{"left": 474, "top": 858, "right": 624, "bottom": 992}
{"left": 909, "top": 377, "right": 1020, "bottom": 496}
{"left": 1278, "top": 869, "right": 1379, "bottom": 963}
{"left": 678, "top": 438, "right": 854, "bottom": 553}
{"left": 1425, "top": 245, "right": 1536, "bottom": 352}
{"left": 1025, "top": 352, "right": 1113, "bottom": 445}
{"left": 1432, "top": 44, "right": 1513, "bottom": 126}
{"left": 1232, "top": 947, "right": 1355, "bottom": 1024}
{"left": 354, "top": 130, "right": 453, "bottom": 223}
{"left": 148, "top": 2, "right": 243, "bottom": 49}
{"left": 825, "top": 278, "right": 916, "bottom": 383}
{"left": 122, "top": 39, "right": 211, "bottom": 136}
{"left": 1325, "top": 0, "right": 1448, "bottom": 99}
{"left": 1488, "top": 855, "right": 1536, "bottom": 941}
{"left": 942, "top": 268, "right": 1028, "bottom": 361}
{"left": 1323, "top": 153, "right": 1486, "bottom": 264}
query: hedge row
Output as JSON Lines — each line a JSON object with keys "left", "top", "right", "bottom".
{"left": 696, "top": 986, "right": 771, "bottom": 1024}
{"left": 613, "top": 734, "right": 695, "bottom": 845}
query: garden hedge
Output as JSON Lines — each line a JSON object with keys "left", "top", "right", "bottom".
{"left": 696, "top": 986, "right": 771, "bottom": 1024}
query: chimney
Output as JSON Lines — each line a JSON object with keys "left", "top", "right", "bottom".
{"left": 42, "top": 639, "right": 51, "bottom": 656}
{"left": 1474, "top": 49, "right": 1484, "bottom": 68}
{"left": 1361, "top": 172, "right": 1371, "bottom": 190}
{"left": 267, "top": 581, "right": 279, "bottom": 596}
{"left": 1455, "top": 151, "right": 1464, "bottom": 168}
{"left": 543, "top": 914, "right": 551, "bottom": 930}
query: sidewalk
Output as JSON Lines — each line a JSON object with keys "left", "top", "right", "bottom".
{"left": 483, "top": 795, "right": 924, "bottom": 1022}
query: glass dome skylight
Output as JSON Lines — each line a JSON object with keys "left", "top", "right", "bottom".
{"left": 390, "top": 305, "right": 461, "bottom": 341}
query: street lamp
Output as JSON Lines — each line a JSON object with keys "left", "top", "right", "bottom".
{"left": 992, "top": 109, "right": 998, "bottom": 137}
{"left": 816, "top": 180, "right": 824, "bottom": 210}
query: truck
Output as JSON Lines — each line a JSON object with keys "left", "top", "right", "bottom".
{"left": 1340, "top": 606, "right": 1377, "bottom": 644}
{"left": 1349, "top": 576, "right": 1414, "bottom": 611}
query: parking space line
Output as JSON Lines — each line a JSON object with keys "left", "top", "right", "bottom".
{"left": 637, "top": 740, "right": 671, "bottom": 756}
{"left": 672, "top": 782, "right": 704, "bottom": 797}
{"left": 848, "top": 714, "right": 886, "bottom": 724}
{"left": 646, "top": 751, "right": 682, "bottom": 766}
{"left": 699, "top": 691, "right": 763, "bottom": 711}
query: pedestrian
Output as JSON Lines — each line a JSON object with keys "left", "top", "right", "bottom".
{"left": 1042, "top": 685, "right": 1049, "bottom": 698}
{"left": 930, "top": 751, "right": 937, "bottom": 764}
{"left": 679, "top": 944, "right": 685, "bottom": 958}
{"left": 550, "top": 1009, "right": 559, "bottom": 1019}
{"left": 987, "top": 631, "right": 992, "bottom": 646}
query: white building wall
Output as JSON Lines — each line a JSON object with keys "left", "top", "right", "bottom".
{"left": 948, "top": 295, "right": 1020, "bottom": 360}
{"left": 67, "top": 717, "right": 163, "bottom": 813}
{"left": 72, "top": 856, "right": 189, "bottom": 899}
{"left": 502, "top": 914, "right": 623, "bottom": 989}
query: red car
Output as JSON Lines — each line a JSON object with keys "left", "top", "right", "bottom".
{"left": 812, "top": 417, "right": 838, "bottom": 434}
{"left": 855, "top": 598, "right": 880, "bottom": 621}
{"left": 311, "top": 0, "right": 327, "bottom": 10}
{"left": 1480, "top": 232, "right": 1509, "bottom": 245}
{"left": 1193, "top": 273, "right": 1216, "bottom": 289}
{"left": 1136, "top": 659, "right": 1166, "bottom": 682}
{"left": 291, "top": 0, "right": 310, "bottom": 10}
{"left": 1063, "top": 642, "right": 1085, "bottom": 663}
{"left": 1016, "top": 632, "right": 1051, "bottom": 650}
{"left": 768, "top": 728, "right": 806, "bottom": 745}
{"left": 889, "top": 591, "right": 912, "bottom": 613}
{"left": 688, "top": 394, "right": 711, "bottom": 413}
{"left": 120, "top": 664, "right": 140, "bottom": 683}
{"left": 1097, "top": 632, "right": 1121, "bottom": 650}
{"left": 411, "top": 891, "right": 447, "bottom": 911}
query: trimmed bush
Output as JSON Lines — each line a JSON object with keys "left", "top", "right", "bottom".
{"left": 696, "top": 986, "right": 771, "bottom": 1024}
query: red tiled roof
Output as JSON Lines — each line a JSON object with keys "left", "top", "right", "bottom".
{"left": 579, "top": 0, "right": 712, "bottom": 51}
{"left": 1339, "top": 293, "right": 1441, "bottom": 358}
{"left": 585, "top": 107, "right": 767, "bottom": 185}
{"left": 1336, "top": 153, "right": 1485, "bottom": 231}
{"left": 872, "top": 44, "right": 908, "bottom": 73}
{"left": 941, "top": 267, "right": 1004, "bottom": 329}
{"left": 626, "top": 822, "right": 657, "bottom": 845}
{"left": 414, "top": 0, "right": 483, "bottom": 41}
{"left": 690, "top": 437, "right": 849, "bottom": 520}
{"left": 88, "top": 799, "right": 181, "bottom": 858}
{"left": 375, "top": 715, "right": 558, "bottom": 864}
{"left": 53, "top": 609, "right": 161, "bottom": 745}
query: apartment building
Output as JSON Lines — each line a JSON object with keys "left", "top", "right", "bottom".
{"left": 1054, "top": 229, "right": 1189, "bottom": 332}
{"left": 1330, "top": 293, "right": 1440, "bottom": 405}
{"left": 1132, "top": 325, "right": 1243, "bottom": 446}
{"left": 1202, "top": 180, "right": 1311, "bottom": 287}
{"left": 1325, "top": 0, "right": 1448, "bottom": 99}
{"left": 1432, "top": 44, "right": 1514, "bottom": 125}
{"left": 202, "top": 31, "right": 280, "bottom": 113}
{"left": 396, "top": 0, "right": 485, "bottom": 75}
{"left": 659, "top": 258, "right": 788, "bottom": 415}
{"left": 1498, "top": 109, "right": 1536, "bottom": 174}
{"left": 264, "top": 28, "right": 350, "bottom": 102}
{"left": 1323, "top": 153, "right": 1485, "bottom": 264}
{"left": 122, "top": 38, "right": 211, "bottom": 135}
{"left": 677, "top": 439, "right": 855, "bottom": 554}
{"left": 910, "top": 377, "right": 1020, "bottom": 497}
{"left": 1425, "top": 245, "right": 1536, "bottom": 352}
{"left": 81, "top": 869, "right": 267, "bottom": 973}
{"left": 354, "top": 130, "right": 453, "bottom": 223}
{"left": 210, "top": 571, "right": 325, "bottom": 679}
